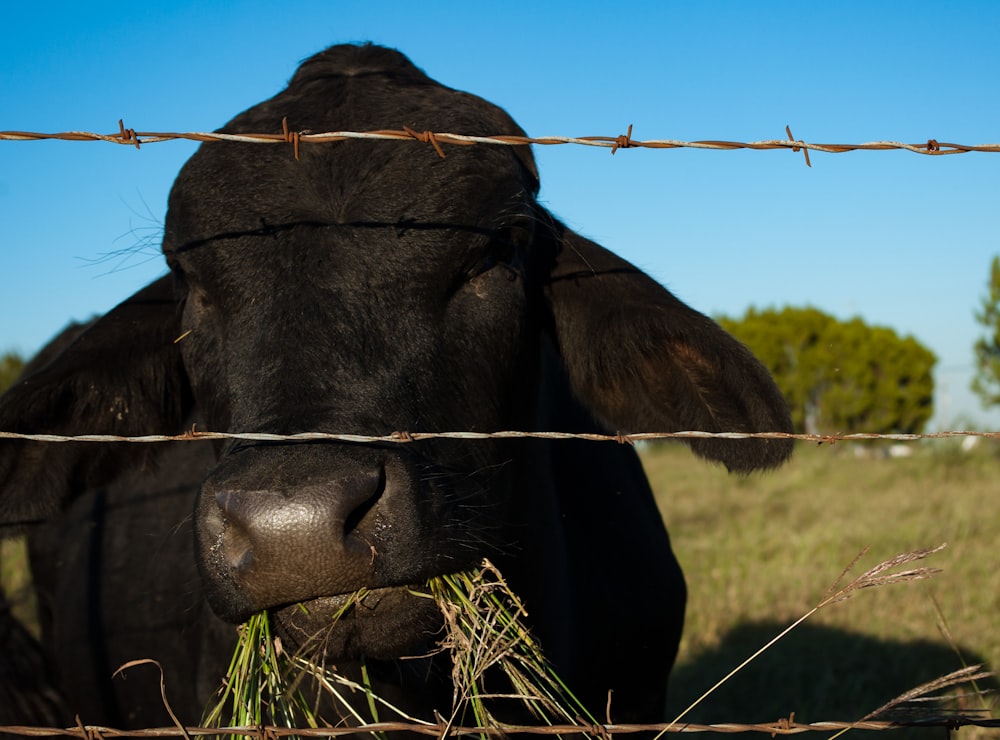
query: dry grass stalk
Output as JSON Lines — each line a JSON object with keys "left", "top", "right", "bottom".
{"left": 114, "top": 659, "right": 191, "bottom": 740}
{"left": 822, "top": 664, "right": 997, "bottom": 740}
{"left": 929, "top": 590, "right": 997, "bottom": 718}
{"left": 660, "top": 544, "right": 948, "bottom": 737}
{"left": 423, "top": 562, "right": 596, "bottom": 735}
{"left": 285, "top": 651, "right": 432, "bottom": 731}
{"left": 818, "top": 543, "right": 946, "bottom": 608}
{"left": 862, "top": 664, "right": 995, "bottom": 721}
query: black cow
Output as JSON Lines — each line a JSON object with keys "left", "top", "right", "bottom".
{"left": 0, "top": 44, "right": 793, "bottom": 727}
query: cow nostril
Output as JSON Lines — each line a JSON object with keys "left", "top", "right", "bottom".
{"left": 343, "top": 467, "right": 384, "bottom": 535}
{"left": 222, "top": 523, "right": 254, "bottom": 572}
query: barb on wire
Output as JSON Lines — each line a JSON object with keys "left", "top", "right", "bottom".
{"left": 785, "top": 125, "right": 811, "bottom": 167}
{"left": 0, "top": 429, "right": 999, "bottom": 445}
{"left": 280, "top": 117, "right": 300, "bottom": 160}
{"left": 1, "top": 123, "right": 997, "bottom": 158}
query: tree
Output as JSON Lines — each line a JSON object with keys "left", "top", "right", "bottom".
{"left": 971, "top": 255, "right": 1000, "bottom": 408}
{"left": 719, "top": 306, "right": 936, "bottom": 435}
{"left": 0, "top": 352, "right": 24, "bottom": 394}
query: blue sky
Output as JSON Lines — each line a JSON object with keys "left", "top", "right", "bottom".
{"left": 2, "top": 1, "right": 998, "bottom": 430}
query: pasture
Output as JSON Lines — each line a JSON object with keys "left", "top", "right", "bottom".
{"left": 648, "top": 439, "right": 999, "bottom": 738}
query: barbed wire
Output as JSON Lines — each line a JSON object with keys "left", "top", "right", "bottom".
{"left": 1, "top": 429, "right": 998, "bottom": 445}
{"left": 2, "top": 120, "right": 998, "bottom": 164}
{"left": 0, "top": 714, "right": 997, "bottom": 738}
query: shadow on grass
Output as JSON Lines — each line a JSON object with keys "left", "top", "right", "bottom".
{"left": 665, "top": 621, "right": 998, "bottom": 739}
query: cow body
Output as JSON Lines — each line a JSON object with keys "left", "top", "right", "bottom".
{"left": 0, "top": 44, "right": 792, "bottom": 727}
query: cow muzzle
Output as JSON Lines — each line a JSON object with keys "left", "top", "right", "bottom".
{"left": 195, "top": 443, "right": 450, "bottom": 632}
{"left": 213, "top": 466, "right": 383, "bottom": 606}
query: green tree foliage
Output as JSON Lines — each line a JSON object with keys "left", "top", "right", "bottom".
{"left": 971, "top": 255, "right": 1000, "bottom": 408}
{"left": 0, "top": 352, "right": 25, "bottom": 394}
{"left": 719, "top": 307, "right": 936, "bottom": 435}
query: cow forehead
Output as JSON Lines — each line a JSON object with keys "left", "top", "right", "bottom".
{"left": 163, "top": 141, "right": 536, "bottom": 268}
{"left": 163, "top": 44, "right": 539, "bottom": 269}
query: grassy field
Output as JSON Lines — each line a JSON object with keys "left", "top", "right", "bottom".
{"left": 645, "top": 439, "right": 999, "bottom": 739}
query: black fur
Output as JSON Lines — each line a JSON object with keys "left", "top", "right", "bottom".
{"left": 0, "top": 44, "right": 792, "bottom": 726}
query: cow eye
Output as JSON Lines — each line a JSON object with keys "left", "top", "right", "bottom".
{"left": 463, "top": 235, "right": 520, "bottom": 284}
{"left": 486, "top": 223, "right": 531, "bottom": 271}
{"left": 454, "top": 221, "right": 532, "bottom": 293}
{"left": 490, "top": 231, "right": 518, "bottom": 268}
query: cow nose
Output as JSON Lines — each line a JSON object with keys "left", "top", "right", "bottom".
{"left": 214, "top": 468, "right": 384, "bottom": 608}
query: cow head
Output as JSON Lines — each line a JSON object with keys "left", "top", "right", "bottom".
{"left": 0, "top": 44, "right": 792, "bottom": 686}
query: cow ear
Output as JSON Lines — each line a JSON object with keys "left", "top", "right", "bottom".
{"left": 543, "top": 226, "right": 793, "bottom": 473}
{"left": 0, "top": 276, "right": 191, "bottom": 531}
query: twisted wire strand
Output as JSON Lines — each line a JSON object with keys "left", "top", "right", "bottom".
{"left": 1, "top": 430, "right": 998, "bottom": 445}
{"left": 2, "top": 121, "right": 996, "bottom": 159}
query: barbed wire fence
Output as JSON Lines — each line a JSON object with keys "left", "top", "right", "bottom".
{"left": 2, "top": 119, "right": 999, "bottom": 166}
{"left": 1, "top": 428, "right": 999, "bottom": 445}
{"left": 2, "top": 119, "right": 998, "bottom": 735}
{"left": 1, "top": 716, "right": 999, "bottom": 738}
